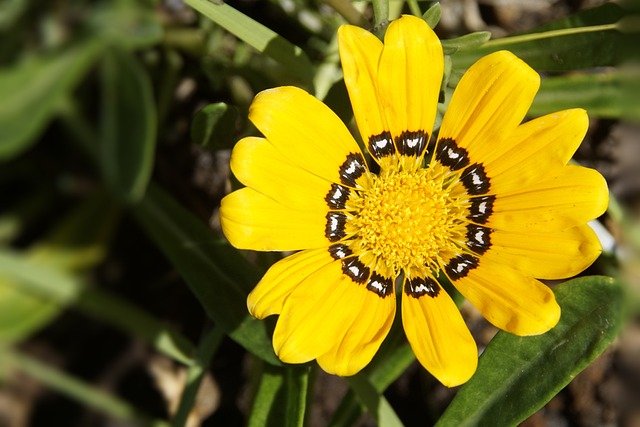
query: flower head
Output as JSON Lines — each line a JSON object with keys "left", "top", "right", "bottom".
{"left": 220, "top": 15, "right": 608, "bottom": 386}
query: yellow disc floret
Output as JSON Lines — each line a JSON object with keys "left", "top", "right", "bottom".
{"left": 347, "top": 163, "right": 468, "bottom": 275}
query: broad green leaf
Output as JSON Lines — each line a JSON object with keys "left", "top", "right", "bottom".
{"left": 100, "top": 46, "right": 157, "bottom": 204}
{"left": 183, "top": 0, "right": 314, "bottom": 85}
{"left": 0, "top": 38, "right": 103, "bottom": 160}
{"left": 248, "top": 364, "right": 309, "bottom": 427}
{"left": 191, "top": 103, "right": 239, "bottom": 150}
{"left": 452, "top": 3, "right": 628, "bottom": 72}
{"left": 530, "top": 70, "right": 640, "bottom": 120}
{"left": 0, "top": 195, "right": 118, "bottom": 342}
{"left": 132, "top": 183, "right": 281, "bottom": 365}
{"left": 437, "top": 276, "right": 624, "bottom": 427}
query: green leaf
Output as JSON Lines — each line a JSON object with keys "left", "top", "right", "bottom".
{"left": 88, "top": 0, "right": 163, "bottom": 49}
{"left": 436, "top": 276, "right": 624, "bottom": 427}
{"left": 0, "top": 38, "right": 103, "bottom": 160}
{"left": 0, "top": 0, "right": 27, "bottom": 30}
{"left": 100, "top": 46, "right": 157, "bottom": 204}
{"left": 191, "top": 103, "right": 239, "bottom": 150}
{"left": 530, "top": 70, "right": 640, "bottom": 120}
{"left": 347, "top": 375, "right": 404, "bottom": 427}
{"left": 441, "top": 32, "right": 491, "bottom": 55}
{"left": 172, "top": 326, "right": 225, "bottom": 426}
{"left": 248, "top": 364, "right": 310, "bottom": 427}
{"left": 0, "top": 248, "right": 197, "bottom": 365}
{"left": 452, "top": 3, "right": 627, "bottom": 72}
{"left": 0, "top": 195, "right": 119, "bottom": 343}
{"left": 182, "top": 0, "right": 314, "bottom": 85}
{"left": 132, "top": 183, "right": 281, "bottom": 365}
{"left": 422, "top": 3, "right": 442, "bottom": 29}
{"left": 1, "top": 347, "right": 171, "bottom": 427}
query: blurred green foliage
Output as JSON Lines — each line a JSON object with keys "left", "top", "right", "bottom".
{"left": 0, "top": 0, "right": 637, "bottom": 425}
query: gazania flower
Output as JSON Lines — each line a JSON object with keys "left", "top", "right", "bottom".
{"left": 220, "top": 15, "right": 608, "bottom": 386}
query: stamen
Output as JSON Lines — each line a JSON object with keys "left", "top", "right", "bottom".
{"left": 346, "top": 163, "right": 469, "bottom": 275}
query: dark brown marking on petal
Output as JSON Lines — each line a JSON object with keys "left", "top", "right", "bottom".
{"left": 435, "top": 138, "right": 470, "bottom": 171}
{"left": 325, "top": 183, "right": 351, "bottom": 210}
{"left": 461, "top": 163, "right": 491, "bottom": 195}
{"left": 404, "top": 276, "right": 440, "bottom": 298}
{"left": 328, "top": 243, "right": 352, "bottom": 260}
{"left": 368, "top": 131, "right": 395, "bottom": 160}
{"left": 325, "top": 212, "right": 347, "bottom": 242}
{"left": 342, "top": 256, "right": 370, "bottom": 284}
{"left": 366, "top": 271, "right": 394, "bottom": 298}
{"left": 396, "top": 130, "right": 428, "bottom": 157}
{"left": 339, "top": 153, "right": 367, "bottom": 187}
{"left": 466, "top": 224, "right": 492, "bottom": 255}
{"left": 445, "top": 254, "right": 479, "bottom": 281}
{"left": 467, "top": 195, "right": 495, "bottom": 224}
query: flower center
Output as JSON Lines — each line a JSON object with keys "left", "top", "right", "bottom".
{"left": 347, "top": 164, "right": 468, "bottom": 276}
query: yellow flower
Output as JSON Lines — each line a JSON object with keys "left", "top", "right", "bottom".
{"left": 220, "top": 15, "right": 609, "bottom": 386}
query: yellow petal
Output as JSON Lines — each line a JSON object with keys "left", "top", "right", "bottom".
{"left": 316, "top": 287, "right": 395, "bottom": 376}
{"left": 378, "top": 15, "right": 443, "bottom": 169}
{"left": 436, "top": 51, "right": 540, "bottom": 166}
{"left": 444, "top": 257, "right": 560, "bottom": 335}
{"left": 483, "top": 225, "right": 602, "bottom": 280}
{"left": 338, "top": 24, "right": 388, "bottom": 150}
{"left": 273, "top": 259, "right": 380, "bottom": 364}
{"left": 230, "top": 137, "right": 333, "bottom": 210}
{"left": 249, "top": 86, "right": 368, "bottom": 187}
{"left": 247, "top": 248, "right": 333, "bottom": 319}
{"left": 402, "top": 275, "right": 477, "bottom": 387}
{"left": 220, "top": 187, "right": 328, "bottom": 251}
{"left": 485, "top": 109, "right": 589, "bottom": 194}
{"left": 489, "top": 165, "right": 609, "bottom": 232}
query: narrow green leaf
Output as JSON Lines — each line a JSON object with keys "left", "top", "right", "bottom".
{"left": 452, "top": 3, "right": 627, "bottom": 71}
{"left": 132, "top": 183, "right": 281, "bottom": 365}
{"left": 100, "top": 46, "right": 157, "bottom": 203}
{"left": 182, "top": 0, "right": 314, "bottom": 84}
{"left": 347, "top": 375, "right": 404, "bottom": 427}
{"left": 0, "top": 247, "right": 196, "bottom": 365}
{"left": 441, "top": 32, "right": 491, "bottom": 55}
{"left": 248, "top": 364, "right": 309, "bottom": 427}
{"left": 0, "top": 0, "right": 27, "bottom": 30}
{"left": 0, "top": 189, "right": 54, "bottom": 244}
{"left": 88, "top": 0, "right": 163, "bottom": 49}
{"left": 0, "top": 38, "right": 103, "bottom": 160}
{"left": 1, "top": 347, "right": 170, "bottom": 427}
{"left": 437, "top": 276, "right": 624, "bottom": 427}
{"left": 191, "top": 103, "right": 239, "bottom": 150}
{"left": 0, "top": 195, "right": 119, "bottom": 342}
{"left": 172, "top": 326, "right": 225, "bottom": 427}
{"left": 422, "top": 2, "right": 442, "bottom": 29}
{"left": 530, "top": 70, "right": 640, "bottom": 120}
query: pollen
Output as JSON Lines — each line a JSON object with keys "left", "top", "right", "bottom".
{"left": 347, "top": 163, "right": 468, "bottom": 275}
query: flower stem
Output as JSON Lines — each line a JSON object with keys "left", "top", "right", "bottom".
{"left": 372, "top": 0, "right": 389, "bottom": 33}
